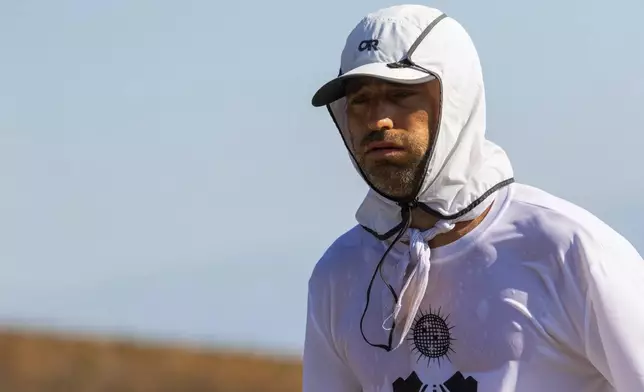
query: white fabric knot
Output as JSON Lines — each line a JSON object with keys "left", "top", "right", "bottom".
{"left": 385, "top": 220, "right": 455, "bottom": 350}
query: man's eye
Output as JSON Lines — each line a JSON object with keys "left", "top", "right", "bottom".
{"left": 348, "top": 95, "right": 368, "bottom": 105}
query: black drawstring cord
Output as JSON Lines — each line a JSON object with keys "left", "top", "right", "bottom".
{"left": 356, "top": 179, "right": 514, "bottom": 352}
{"left": 359, "top": 200, "right": 416, "bottom": 352}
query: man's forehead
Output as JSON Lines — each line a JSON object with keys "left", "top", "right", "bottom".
{"left": 344, "top": 77, "right": 424, "bottom": 94}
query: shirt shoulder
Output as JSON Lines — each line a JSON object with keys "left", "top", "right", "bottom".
{"left": 503, "top": 183, "right": 640, "bottom": 281}
{"left": 308, "top": 225, "right": 373, "bottom": 289}
{"left": 507, "top": 183, "right": 632, "bottom": 247}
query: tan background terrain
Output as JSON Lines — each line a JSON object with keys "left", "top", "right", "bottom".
{"left": 0, "top": 329, "right": 301, "bottom": 392}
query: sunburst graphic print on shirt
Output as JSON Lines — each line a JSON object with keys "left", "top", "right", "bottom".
{"left": 408, "top": 307, "right": 456, "bottom": 367}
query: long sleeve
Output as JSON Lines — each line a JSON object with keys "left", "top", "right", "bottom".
{"left": 581, "top": 232, "right": 644, "bottom": 391}
{"left": 302, "top": 272, "right": 361, "bottom": 392}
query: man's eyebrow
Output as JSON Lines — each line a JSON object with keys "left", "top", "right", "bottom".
{"left": 344, "top": 82, "right": 368, "bottom": 95}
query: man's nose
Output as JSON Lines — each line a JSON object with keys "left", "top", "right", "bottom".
{"left": 367, "top": 109, "right": 394, "bottom": 131}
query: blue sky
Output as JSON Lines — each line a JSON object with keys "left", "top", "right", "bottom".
{"left": 1, "top": 0, "right": 642, "bottom": 355}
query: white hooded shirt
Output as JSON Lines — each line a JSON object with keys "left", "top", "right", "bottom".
{"left": 304, "top": 183, "right": 644, "bottom": 392}
{"left": 304, "top": 5, "right": 644, "bottom": 392}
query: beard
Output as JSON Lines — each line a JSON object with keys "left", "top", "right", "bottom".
{"left": 358, "top": 155, "right": 425, "bottom": 199}
{"left": 350, "top": 127, "right": 430, "bottom": 200}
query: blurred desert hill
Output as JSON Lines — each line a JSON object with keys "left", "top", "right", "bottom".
{"left": 0, "top": 327, "right": 302, "bottom": 392}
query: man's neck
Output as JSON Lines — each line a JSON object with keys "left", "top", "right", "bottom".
{"left": 409, "top": 203, "right": 493, "bottom": 248}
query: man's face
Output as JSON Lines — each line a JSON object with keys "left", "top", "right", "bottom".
{"left": 345, "top": 77, "right": 440, "bottom": 199}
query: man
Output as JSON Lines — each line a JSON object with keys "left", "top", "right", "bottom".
{"left": 303, "top": 4, "right": 644, "bottom": 392}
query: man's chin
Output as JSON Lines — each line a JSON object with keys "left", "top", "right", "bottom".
{"left": 366, "top": 176, "right": 416, "bottom": 199}
{"left": 358, "top": 161, "right": 420, "bottom": 198}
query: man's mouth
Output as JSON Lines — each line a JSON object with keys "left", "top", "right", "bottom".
{"left": 365, "top": 141, "right": 406, "bottom": 156}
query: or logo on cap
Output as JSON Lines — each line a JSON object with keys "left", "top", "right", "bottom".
{"left": 358, "top": 39, "right": 379, "bottom": 52}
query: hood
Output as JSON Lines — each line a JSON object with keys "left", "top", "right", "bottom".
{"left": 326, "top": 7, "right": 514, "bottom": 239}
